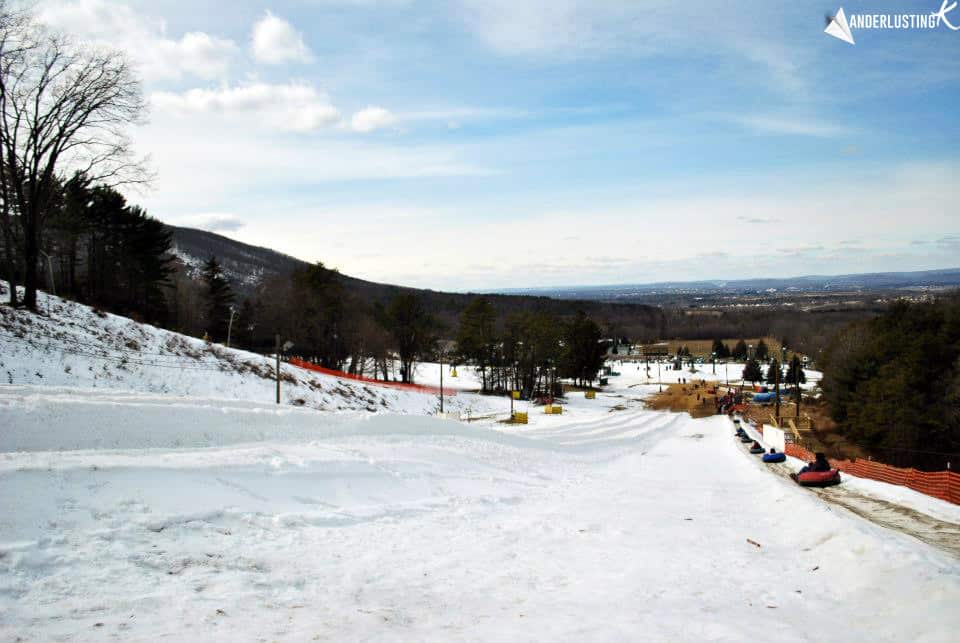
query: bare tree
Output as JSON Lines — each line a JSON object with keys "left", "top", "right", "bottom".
{"left": 0, "top": 3, "right": 148, "bottom": 309}
{"left": 0, "top": 2, "right": 31, "bottom": 306}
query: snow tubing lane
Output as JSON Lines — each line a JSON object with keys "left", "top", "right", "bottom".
{"left": 762, "top": 452, "right": 786, "bottom": 463}
{"left": 797, "top": 470, "right": 842, "bottom": 487}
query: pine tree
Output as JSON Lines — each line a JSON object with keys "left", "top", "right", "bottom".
{"left": 756, "top": 339, "right": 769, "bottom": 361}
{"left": 231, "top": 298, "right": 257, "bottom": 349}
{"left": 732, "top": 339, "right": 748, "bottom": 360}
{"left": 786, "top": 355, "right": 806, "bottom": 384}
{"left": 765, "top": 358, "right": 781, "bottom": 384}
{"left": 742, "top": 358, "right": 763, "bottom": 384}
{"left": 456, "top": 297, "right": 498, "bottom": 392}
{"left": 711, "top": 338, "right": 723, "bottom": 357}
{"left": 201, "top": 256, "right": 235, "bottom": 342}
{"left": 712, "top": 338, "right": 730, "bottom": 359}
{"left": 560, "top": 311, "right": 606, "bottom": 387}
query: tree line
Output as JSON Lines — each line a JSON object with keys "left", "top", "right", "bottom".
{"left": 234, "top": 272, "right": 609, "bottom": 396}
{"left": 820, "top": 295, "right": 960, "bottom": 470}
{"left": 456, "top": 297, "right": 608, "bottom": 398}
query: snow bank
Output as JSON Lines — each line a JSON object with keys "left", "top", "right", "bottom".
{"left": 0, "top": 288, "right": 501, "bottom": 417}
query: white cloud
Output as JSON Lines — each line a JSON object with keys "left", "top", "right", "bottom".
{"left": 37, "top": 0, "right": 237, "bottom": 81}
{"left": 151, "top": 83, "right": 341, "bottom": 132}
{"left": 731, "top": 114, "right": 853, "bottom": 138}
{"left": 351, "top": 107, "right": 398, "bottom": 133}
{"left": 251, "top": 11, "right": 313, "bottom": 64}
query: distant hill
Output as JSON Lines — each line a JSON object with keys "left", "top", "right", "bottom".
{"left": 500, "top": 269, "right": 960, "bottom": 302}
{"left": 166, "top": 225, "right": 664, "bottom": 337}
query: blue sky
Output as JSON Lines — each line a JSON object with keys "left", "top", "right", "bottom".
{"left": 37, "top": 0, "right": 960, "bottom": 290}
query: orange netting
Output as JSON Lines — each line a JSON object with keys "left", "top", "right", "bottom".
{"left": 784, "top": 442, "right": 959, "bottom": 505}
{"left": 288, "top": 357, "right": 455, "bottom": 396}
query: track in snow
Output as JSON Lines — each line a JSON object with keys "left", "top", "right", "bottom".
{"left": 733, "top": 424, "right": 960, "bottom": 558}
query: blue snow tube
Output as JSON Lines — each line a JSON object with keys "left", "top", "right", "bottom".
{"left": 762, "top": 452, "right": 786, "bottom": 463}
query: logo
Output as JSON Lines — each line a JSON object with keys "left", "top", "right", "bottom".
{"left": 825, "top": 7, "right": 855, "bottom": 43}
{"left": 825, "top": 2, "right": 959, "bottom": 45}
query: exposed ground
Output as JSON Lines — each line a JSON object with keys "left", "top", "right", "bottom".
{"left": 644, "top": 382, "right": 719, "bottom": 418}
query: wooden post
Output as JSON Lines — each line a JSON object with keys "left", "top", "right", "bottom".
{"left": 439, "top": 351, "right": 444, "bottom": 414}
{"left": 275, "top": 333, "right": 281, "bottom": 405}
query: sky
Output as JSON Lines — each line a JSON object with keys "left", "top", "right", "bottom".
{"left": 34, "top": 0, "right": 960, "bottom": 291}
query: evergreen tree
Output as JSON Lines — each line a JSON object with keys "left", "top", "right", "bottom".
{"left": 756, "top": 339, "right": 769, "bottom": 361}
{"left": 560, "top": 311, "right": 607, "bottom": 387}
{"left": 201, "top": 257, "right": 235, "bottom": 342}
{"left": 290, "top": 263, "right": 349, "bottom": 368}
{"left": 231, "top": 298, "right": 257, "bottom": 349}
{"left": 456, "top": 297, "right": 498, "bottom": 392}
{"left": 821, "top": 296, "right": 960, "bottom": 468}
{"left": 47, "top": 180, "right": 173, "bottom": 323}
{"left": 732, "top": 339, "right": 748, "bottom": 360}
{"left": 765, "top": 358, "right": 781, "bottom": 384}
{"left": 712, "top": 338, "right": 730, "bottom": 359}
{"left": 742, "top": 358, "right": 763, "bottom": 384}
{"left": 786, "top": 355, "right": 806, "bottom": 385}
{"left": 711, "top": 338, "right": 723, "bottom": 356}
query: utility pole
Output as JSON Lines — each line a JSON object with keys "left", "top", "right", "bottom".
{"left": 774, "top": 356, "right": 781, "bottom": 422}
{"left": 275, "top": 334, "right": 281, "bottom": 405}
{"left": 226, "top": 306, "right": 237, "bottom": 348}
{"left": 439, "top": 350, "right": 444, "bottom": 414}
{"left": 795, "top": 356, "right": 801, "bottom": 421}
{"left": 657, "top": 360, "right": 662, "bottom": 393}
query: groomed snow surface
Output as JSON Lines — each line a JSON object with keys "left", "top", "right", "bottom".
{"left": 1, "top": 290, "right": 958, "bottom": 640}
{"left": 2, "top": 383, "right": 959, "bottom": 641}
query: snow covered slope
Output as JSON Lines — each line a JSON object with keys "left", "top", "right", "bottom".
{"left": 1, "top": 385, "right": 958, "bottom": 641}
{"left": 0, "top": 288, "right": 497, "bottom": 416}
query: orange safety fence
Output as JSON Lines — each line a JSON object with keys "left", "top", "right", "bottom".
{"left": 784, "top": 442, "right": 959, "bottom": 505}
{"left": 287, "top": 357, "right": 455, "bottom": 396}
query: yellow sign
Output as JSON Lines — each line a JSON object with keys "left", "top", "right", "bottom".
{"left": 512, "top": 391, "right": 520, "bottom": 400}
{"left": 450, "top": 368, "right": 458, "bottom": 378}
{"left": 585, "top": 390, "right": 596, "bottom": 399}
{"left": 545, "top": 405, "right": 563, "bottom": 415}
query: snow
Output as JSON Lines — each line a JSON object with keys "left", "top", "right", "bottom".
{"left": 1, "top": 290, "right": 958, "bottom": 640}
{"left": 605, "top": 357, "right": 822, "bottom": 389}
{"left": 0, "top": 288, "right": 503, "bottom": 418}
{"left": 2, "top": 381, "right": 959, "bottom": 640}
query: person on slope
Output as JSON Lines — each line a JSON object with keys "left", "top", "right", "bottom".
{"left": 799, "top": 452, "right": 831, "bottom": 474}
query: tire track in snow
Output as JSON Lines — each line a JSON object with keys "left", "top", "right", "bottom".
{"left": 731, "top": 422, "right": 960, "bottom": 558}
